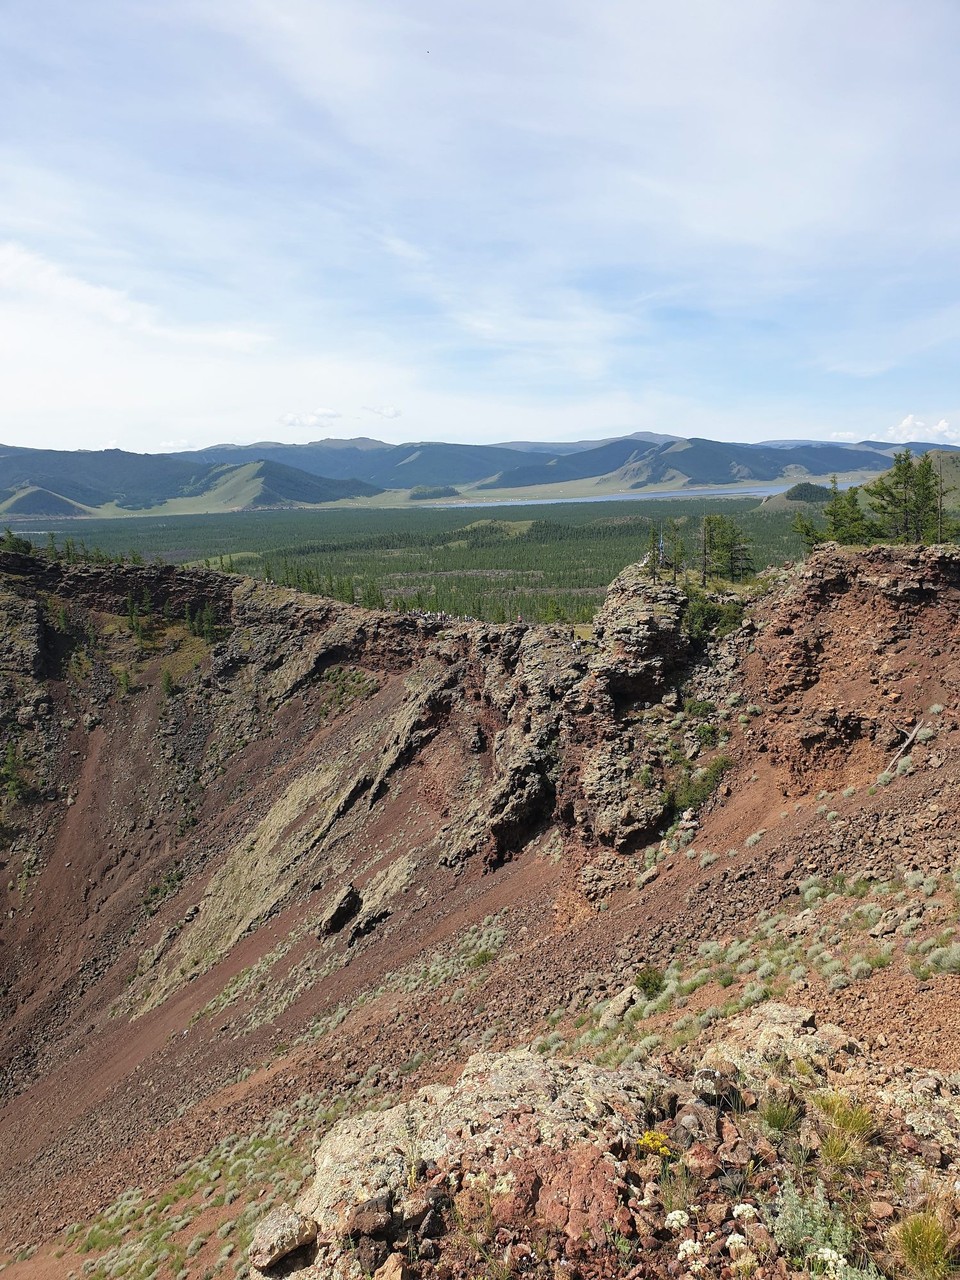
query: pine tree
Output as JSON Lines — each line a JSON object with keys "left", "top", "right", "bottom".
{"left": 698, "top": 514, "right": 753, "bottom": 583}
{"left": 664, "top": 518, "right": 687, "bottom": 583}
{"left": 823, "top": 477, "right": 878, "bottom": 544}
{"left": 910, "top": 453, "right": 939, "bottom": 542}
{"left": 791, "top": 511, "right": 826, "bottom": 553}
{"left": 864, "top": 450, "right": 917, "bottom": 542}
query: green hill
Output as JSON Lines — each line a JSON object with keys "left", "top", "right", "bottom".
{"left": 0, "top": 486, "right": 94, "bottom": 517}
{"left": 0, "top": 447, "right": 381, "bottom": 516}
{"left": 201, "top": 461, "right": 382, "bottom": 509}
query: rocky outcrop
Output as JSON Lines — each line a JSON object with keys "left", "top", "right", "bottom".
{"left": 249, "top": 1002, "right": 960, "bottom": 1280}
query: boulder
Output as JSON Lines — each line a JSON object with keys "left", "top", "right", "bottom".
{"left": 248, "top": 1206, "right": 318, "bottom": 1271}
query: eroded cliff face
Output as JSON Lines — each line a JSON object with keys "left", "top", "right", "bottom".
{"left": 4, "top": 545, "right": 960, "bottom": 1278}
{"left": 0, "top": 556, "right": 697, "bottom": 1065}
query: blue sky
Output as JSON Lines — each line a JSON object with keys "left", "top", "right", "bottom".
{"left": 3, "top": 0, "right": 960, "bottom": 452}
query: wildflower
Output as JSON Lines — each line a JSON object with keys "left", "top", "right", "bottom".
{"left": 727, "top": 1232, "right": 749, "bottom": 1256}
{"left": 731, "top": 1250, "right": 759, "bottom": 1275}
{"left": 678, "top": 1239, "right": 703, "bottom": 1261}
{"left": 638, "top": 1130, "right": 674, "bottom": 1158}
{"left": 666, "top": 1209, "right": 690, "bottom": 1232}
{"left": 732, "top": 1203, "right": 757, "bottom": 1222}
{"left": 815, "top": 1246, "right": 848, "bottom": 1275}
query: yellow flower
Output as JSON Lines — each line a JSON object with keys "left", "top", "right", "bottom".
{"left": 637, "top": 1130, "right": 673, "bottom": 1158}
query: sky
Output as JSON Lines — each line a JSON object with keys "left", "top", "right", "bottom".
{"left": 3, "top": 1, "right": 960, "bottom": 453}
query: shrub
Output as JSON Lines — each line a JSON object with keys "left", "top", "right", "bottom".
{"left": 666, "top": 755, "right": 733, "bottom": 817}
{"left": 683, "top": 593, "right": 745, "bottom": 641}
{"left": 769, "top": 1177, "right": 879, "bottom": 1276}
{"left": 745, "top": 830, "right": 765, "bottom": 848}
{"left": 634, "top": 965, "right": 665, "bottom": 999}
{"left": 925, "top": 944, "right": 960, "bottom": 974}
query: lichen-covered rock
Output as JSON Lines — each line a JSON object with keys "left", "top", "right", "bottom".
{"left": 248, "top": 1206, "right": 318, "bottom": 1271}
{"left": 268, "top": 1048, "right": 685, "bottom": 1278}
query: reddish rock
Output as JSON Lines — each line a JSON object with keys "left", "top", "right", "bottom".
{"left": 685, "top": 1141, "right": 721, "bottom": 1178}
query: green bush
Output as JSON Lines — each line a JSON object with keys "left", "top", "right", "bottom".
{"left": 665, "top": 755, "right": 733, "bottom": 816}
{"left": 634, "top": 965, "right": 665, "bottom": 999}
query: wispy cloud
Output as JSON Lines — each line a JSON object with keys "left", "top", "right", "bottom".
{"left": 0, "top": 243, "right": 267, "bottom": 351}
{"left": 4, "top": 1, "right": 960, "bottom": 448}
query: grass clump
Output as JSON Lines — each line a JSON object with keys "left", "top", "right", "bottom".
{"left": 761, "top": 1096, "right": 803, "bottom": 1137}
{"left": 890, "top": 1212, "right": 953, "bottom": 1280}
{"left": 815, "top": 1092, "right": 875, "bottom": 1140}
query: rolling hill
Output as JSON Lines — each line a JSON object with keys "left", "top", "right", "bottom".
{"left": 0, "top": 447, "right": 381, "bottom": 516}
{"left": 2, "top": 435, "right": 956, "bottom": 518}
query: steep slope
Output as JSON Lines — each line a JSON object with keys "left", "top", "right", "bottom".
{"left": 0, "top": 486, "right": 94, "bottom": 517}
{"left": 4, "top": 547, "right": 960, "bottom": 1278}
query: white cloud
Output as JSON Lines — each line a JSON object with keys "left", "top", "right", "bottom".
{"left": 279, "top": 408, "right": 343, "bottom": 431}
{"left": 363, "top": 405, "right": 402, "bottom": 419}
{"left": 0, "top": 242, "right": 267, "bottom": 352}
{"left": 883, "top": 414, "right": 960, "bottom": 445}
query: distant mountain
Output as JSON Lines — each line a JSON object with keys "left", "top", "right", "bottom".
{"left": 853, "top": 440, "right": 960, "bottom": 456}
{"left": 197, "top": 461, "right": 383, "bottom": 509}
{"left": 4, "top": 433, "right": 956, "bottom": 518}
{"left": 175, "top": 440, "right": 529, "bottom": 487}
{"left": 476, "top": 436, "right": 897, "bottom": 491}
{"left": 491, "top": 431, "right": 680, "bottom": 455}
{"left": 758, "top": 439, "right": 960, "bottom": 454}
{"left": 0, "top": 446, "right": 381, "bottom": 516}
{"left": 0, "top": 486, "right": 94, "bottom": 517}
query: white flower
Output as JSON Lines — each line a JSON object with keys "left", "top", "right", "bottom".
{"left": 727, "top": 1232, "right": 749, "bottom": 1256}
{"left": 731, "top": 1251, "right": 759, "bottom": 1275}
{"left": 816, "top": 1246, "right": 848, "bottom": 1274}
{"left": 678, "top": 1238, "right": 703, "bottom": 1261}
{"left": 666, "top": 1209, "right": 690, "bottom": 1232}
{"left": 688, "top": 1260, "right": 707, "bottom": 1275}
{"left": 732, "top": 1202, "right": 757, "bottom": 1221}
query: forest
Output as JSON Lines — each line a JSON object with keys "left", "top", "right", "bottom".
{"left": 6, "top": 496, "right": 809, "bottom": 624}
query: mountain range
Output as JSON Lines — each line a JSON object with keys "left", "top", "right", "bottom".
{"left": 0, "top": 433, "right": 955, "bottom": 516}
